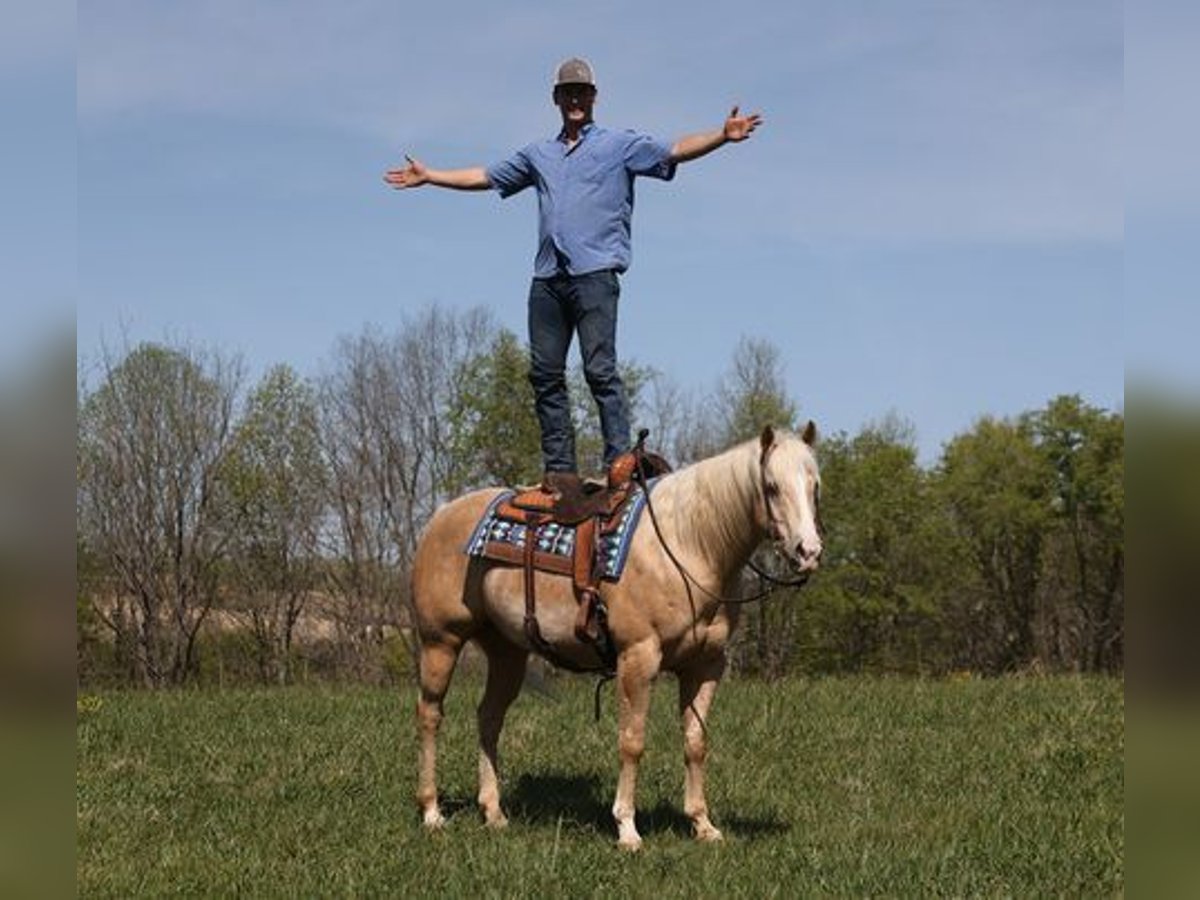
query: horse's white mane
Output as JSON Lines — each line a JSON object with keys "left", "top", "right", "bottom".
{"left": 654, "top": 430, "right": 814, "bottom": 568}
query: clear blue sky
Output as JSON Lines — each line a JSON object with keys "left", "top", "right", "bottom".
{"left": 58, "top": 0, "right": 1153, "bottom": 459}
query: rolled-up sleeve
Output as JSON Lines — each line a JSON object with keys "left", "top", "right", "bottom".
{"left": 623, "top": 132, "right": 676, "bottom": 181}
{"left": 486, "top": 148, "right": 535, "bottom": 198}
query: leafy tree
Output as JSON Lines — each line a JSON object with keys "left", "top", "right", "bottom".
{"left": 218, "top": 364, "right": 325, "bottom": 684}
{"left": 798, "top": 417, "right": 954, "bottom": 674}
{"left": 1028, "top": 395, "right": 1123, "bottom": 671}
{"left": 445, "top": 328, "right": 542, "bottom": 490}
{"left": 936, "top": 416, "right": 1052, "bottom": 672}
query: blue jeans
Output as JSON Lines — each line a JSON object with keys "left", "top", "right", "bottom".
{"left": 527, "top": 270, "right": 630, "bottom": 472}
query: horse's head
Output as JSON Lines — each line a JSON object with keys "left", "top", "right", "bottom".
{"left": 758, "top": 422, "right": 823, "bottom": 573}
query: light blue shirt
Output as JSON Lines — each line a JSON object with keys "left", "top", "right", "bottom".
{"left": 486, "top": 123, "right": 677, "bottom": 277}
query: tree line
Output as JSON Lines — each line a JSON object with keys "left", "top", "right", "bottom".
{"left": 76, "top": 305, "right": 1123, "bottom": 686}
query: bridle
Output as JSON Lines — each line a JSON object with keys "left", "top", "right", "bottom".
{"left": 749, "top": 437, "right": 822, "bottom": 593}
{"left": 633, "top": 432, "right": 820, "bottom": 610}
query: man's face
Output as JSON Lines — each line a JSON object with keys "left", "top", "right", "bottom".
{"left": 553, "top": 83, "right": 596, "bottom": 125}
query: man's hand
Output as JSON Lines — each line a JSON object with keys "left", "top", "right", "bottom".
{"left": 382, "top": 157, "right": 490, "bottom": 191}
{"left": 723, "top": 106, "right": 762, "bottom": 143}
{"left": 670, "top": 106, "right": 764, "bottom": 163}
{"left": 383, "top": 155, "right": 428, "bottom": 189}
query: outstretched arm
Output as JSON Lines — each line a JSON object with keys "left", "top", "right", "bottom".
{"left": 383, "top": 155, "right": 491, "bottom": 191}
{"left": 670, "top": 106, "right": 763, "bottom": 164}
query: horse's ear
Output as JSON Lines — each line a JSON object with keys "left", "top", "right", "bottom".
{"left": 801, "top": 420, "right": 818, "bottom": 446}
{"left": 759, "top": 425, "right": 776, "bottom": 455}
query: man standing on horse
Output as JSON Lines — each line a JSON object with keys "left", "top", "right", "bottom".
{"left": 385, "top": 57, "right": 762, "bottom": 494}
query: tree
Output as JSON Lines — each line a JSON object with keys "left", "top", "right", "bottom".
{"left": 218, "top": 365, "right": 325, "bottom": 684}
{"left": 936, "top": 417, "right": 1052, "bottom": 672}
{"left": 711, "top": 337, "right": 805, "bottom": 676}
{"left": 797, "top": 416, "right": 954, "bottom": 674}
{"left": 631, "top": 369, "right": 708, "bottom": 467}
{"left": 716, "top": 337, "right": 799, "bottom": 445}
{"left": 319, "top": 328, "right": 416, "bottom": 678}
{"left": 317, "top": 306, "right": 495, "bottom": 677}
{"left": 77, "top": 342, "right": 242, "bottom": 686}
{"left": 393, "top": 305, "right": 497, "bottom": 519}
{"left": 1028, "top": 395, "right": 1123, "bottom": 671}
{"left": 445, "top": 329, "right": 542, "bottom": 491}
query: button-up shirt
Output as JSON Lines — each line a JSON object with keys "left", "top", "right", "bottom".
{"left": 486, "top": 123, "right": 677, "bottom": 277}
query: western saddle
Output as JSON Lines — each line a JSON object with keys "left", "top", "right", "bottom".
{"left": 493, "top": 432, "right": 671, "bottom": 673}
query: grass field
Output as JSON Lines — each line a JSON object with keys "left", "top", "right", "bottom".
{"left": 77, "top": 674, "right": 1123, "bottom": 897}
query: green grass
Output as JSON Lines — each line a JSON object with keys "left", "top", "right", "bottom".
{"left": 77, "top": 675, "right": 1123, "bottom": 897}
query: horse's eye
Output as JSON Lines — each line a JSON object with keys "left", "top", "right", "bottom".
{"left": 764, "top": 482, "right": 780, "bottom": 498}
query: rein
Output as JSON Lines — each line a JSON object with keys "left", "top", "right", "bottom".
{"left": 744, "top": 557, "right": 812, "bottom": 594}
{"left": 586, "top": 432, "right": 814, "bottom": 724}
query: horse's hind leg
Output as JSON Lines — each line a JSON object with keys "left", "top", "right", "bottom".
{"left": 678, "top": 656, "right": 726, "bottom": 842}
{"left": 416, "top": 638, "right": 462, "bottom": 829}
{"left": 475, "top": 630, "right": 528, "bottom": 828}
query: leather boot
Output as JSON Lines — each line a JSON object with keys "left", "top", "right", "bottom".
{"left": 541, "top": 470, "right": 582, "bottom": 498}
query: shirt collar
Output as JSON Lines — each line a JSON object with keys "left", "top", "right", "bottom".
{"left": 556, "top": 121, "right": 596, "bottom": 145}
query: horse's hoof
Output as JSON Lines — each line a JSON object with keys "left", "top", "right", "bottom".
{"left": 616, "top": 835, "right": 643, "bottom": 852}
{"left": 695, "top": 824, "right": 724, "bottom": 843}
{"left": 484, "top": 812, "right": 509, "bottom": 830}
{"left": 422, "top": 809, "right": 446, "bottom": 830}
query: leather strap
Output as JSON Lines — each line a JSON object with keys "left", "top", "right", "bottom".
{"left": 519, "top": 511, "right": 612, "bottom": 674}
{"left": 522, "top": 514, "right": 547, "bottom": 650}
{"left": 759, "top": 439, "right": 784, "bottom": 541}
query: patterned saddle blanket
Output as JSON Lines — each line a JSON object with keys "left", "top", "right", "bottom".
{"left": 463, "top": 480, "right": 657, "bottom": 581}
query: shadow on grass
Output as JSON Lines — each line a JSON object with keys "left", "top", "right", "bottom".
{"left": 507, "top": 772, "right": 789, "bottom": 841}
{"left": 718, "top": 813, "right": 792, "bottom": 840}
{"left": 432, "top": 794, "right": 478, "bottom": 820}
{"left": 509, "top": 773, "right": 622, "bottom": 833}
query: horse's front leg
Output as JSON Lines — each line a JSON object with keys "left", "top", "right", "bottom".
{"left": 678, "top": 655, "right": 726, "bottom": 842}
{"left": 612, "top": 639, "right": 662, "bottom": 851}
{"left": 475, "top": 631, "right": 528, "bottom": 828}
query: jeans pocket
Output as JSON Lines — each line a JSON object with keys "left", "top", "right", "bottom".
{"left": 580, "top": 270, "right": 619, "bottom": 310}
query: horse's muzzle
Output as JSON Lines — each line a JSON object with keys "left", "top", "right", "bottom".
{"left": 798, "top": 539, "right": 823, "bottom": 571}
{"left": 778, "top": 539, "right": 822, "bottom": 573}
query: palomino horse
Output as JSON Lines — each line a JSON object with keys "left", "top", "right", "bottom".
{"left": 410, "top": 424, "right": 822, "bottom": 850}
